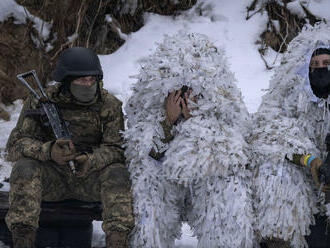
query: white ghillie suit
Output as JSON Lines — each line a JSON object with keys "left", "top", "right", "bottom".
{"left": 124, "top": 32, "right": 255, "bottom": 248}
{"left": 251, "top": 23, "right": 330, "bottom": 248}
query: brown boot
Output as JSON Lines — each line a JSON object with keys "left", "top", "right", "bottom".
{"left": 265, "top": 238, "right": 291, "bottom": 248}
{"left": 106, "top": 231, "right": 129, "bottom": 248}
{"left": 11, "top": 223, "right": 36, "bottom": 248}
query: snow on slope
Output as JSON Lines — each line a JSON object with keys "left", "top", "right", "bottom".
{"left": 0, "top": 0, "right": 52, "bottom": 40}
{"left": 0, "top": 101, "right": 22, "bottom": 183}
{"left": 100, "top": 0, "right": 272, "bottom": 114}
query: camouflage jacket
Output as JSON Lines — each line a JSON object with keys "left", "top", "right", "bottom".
{"left": 6, "top": 83, "right": 125, "bottom": 173}
{"left": 149, "top": 119, "right": 174, "bottom": 160}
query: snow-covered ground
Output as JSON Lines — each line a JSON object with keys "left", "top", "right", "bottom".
{"left": 1, "top": 0, "right": 330, "bottom": 247}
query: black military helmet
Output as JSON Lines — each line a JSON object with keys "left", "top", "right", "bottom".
{"left": 52, "top": 47, "right": 103, "bottom": 82}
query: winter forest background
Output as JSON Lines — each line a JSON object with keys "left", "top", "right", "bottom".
{"left": 0, "top": 0, "right": 330, "bottom": 247}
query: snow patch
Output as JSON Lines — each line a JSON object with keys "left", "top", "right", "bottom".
{"left": 0, "top": 100, "right": 23, "bottom": 186}
{"left": 0, "top": 0, "right": 52, "bottom": 41}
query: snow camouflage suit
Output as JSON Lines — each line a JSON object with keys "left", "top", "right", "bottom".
{"left": 251, "top": 23, "right": 330, "bottom": 248}
{"left": 5, "top": 82, "right": 134, "bottom": 234}
{"left": 124, "top": 32, "right": 255, "bottom": 248}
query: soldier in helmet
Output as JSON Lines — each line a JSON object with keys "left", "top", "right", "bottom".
{"left": 5, "top": 47, "right": 134, "bottom": 248}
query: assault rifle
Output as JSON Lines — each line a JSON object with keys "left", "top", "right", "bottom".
{"left": 320, "top": 133, "right": 330, "bottom": 185}
{"left": 17, "top": 70, "right": 76, "bottom": 174}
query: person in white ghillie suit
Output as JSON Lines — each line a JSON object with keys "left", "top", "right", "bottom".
{"left": 251, "top": 23, "right": 330, "bottom": 248}
{"left": 124, "top": 32, "right": 255, "bottom": 248}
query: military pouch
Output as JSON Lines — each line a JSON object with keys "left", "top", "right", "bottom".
{"left": 24, "top": 108, "right": 50, "bottom": 126}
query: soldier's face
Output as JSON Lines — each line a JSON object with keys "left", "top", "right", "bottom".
{"left": 309, "top": 54, "right": 330, "bottom": 99}
{"left": 309, "top": 54, "right": 330, "bottom": 70}
{"left": 72, "top": 76, "right": 97, "bottom": 86}
{"left": 70, "top": 76, "right": 98, "bottom": 103}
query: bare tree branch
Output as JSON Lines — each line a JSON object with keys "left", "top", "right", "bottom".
{"left": 86, "top": 0, "right": 103, "bottom": 48}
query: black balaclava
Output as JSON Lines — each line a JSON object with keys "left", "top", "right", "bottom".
{"left": 309, "top": 48, "right": 330, "bottom": 99}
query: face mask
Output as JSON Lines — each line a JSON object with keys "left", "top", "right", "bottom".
{"left": 309, "top": 67, "right": 330, "bottom": 98}
{"left": 70, "top": 83, "right": 97, "bottom": 103}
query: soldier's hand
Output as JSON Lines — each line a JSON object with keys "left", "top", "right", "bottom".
{"left": 165, "top": 90, "right": 182, "bottom": 125}
{"left": 309, "top": 158, "right": 330, "bottom": 191}
{"left": 75, "top": 154, "right": 88, "bottom": 164}
{"left": 74, "top": 154, "right": 92, "bottom": 178}
{"left": 310, "top": 158, "right": 322, "bottom": 186}
{"left": 51, "top": 139, "right": 76, "bottom": 165}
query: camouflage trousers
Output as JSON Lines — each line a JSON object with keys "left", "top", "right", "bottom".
{"left": 5, "top": 158, "right": 134, "bottom": 234}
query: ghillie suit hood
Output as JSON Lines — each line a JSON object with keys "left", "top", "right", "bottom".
{"left": 251, "top": 23, "right": 330, "bottom": 248}
{"left": 124, "top": 32, "right": 254, "bottom": 248}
